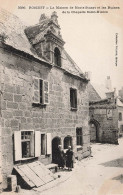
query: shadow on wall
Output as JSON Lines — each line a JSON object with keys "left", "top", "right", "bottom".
{"left": 100, "top": 157, "right": 123, "bottom": 168}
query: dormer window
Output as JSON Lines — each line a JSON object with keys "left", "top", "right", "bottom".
{"left": 54, "top": 47, "right": 61, "bottom": 67}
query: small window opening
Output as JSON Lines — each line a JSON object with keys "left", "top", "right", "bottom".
{"left": 54, "top": 47, "right": 61, "bottom": 66}
{"left": 76, "top": 128, "right": 83, "bottom": 146}
{"left": 41, "top": 134, "right": 46, "bottom": 155}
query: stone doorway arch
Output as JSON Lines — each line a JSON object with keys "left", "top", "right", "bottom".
{"left": 89, "top": 119, "right": 100, "bottom": 142}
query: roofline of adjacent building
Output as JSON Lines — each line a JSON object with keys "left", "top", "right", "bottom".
{"left": 89, "top": 98, "right": 116, "bottom": 105}
{"left": 89, "top": 105, "right": 117, "bottom": 109}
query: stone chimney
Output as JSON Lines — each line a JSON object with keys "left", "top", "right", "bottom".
{"left": 105, "top": 76, "right": 112, "bottom": 91}
{"left": 85, "top": 71, "right": 91, "bottom": 80}
{"left": 105, "top": 77, "right": 117, "bottom": 99}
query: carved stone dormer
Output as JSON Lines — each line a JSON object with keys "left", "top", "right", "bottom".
{"left": 44, "top": 12, "right": 65, "bottom": 66}
{"left": 25, "top": 12, "right": 65, "bottom": 66}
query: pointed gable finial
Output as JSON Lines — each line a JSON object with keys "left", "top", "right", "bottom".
{"left": 39, "top": 13, "right": 47, "bottom": 23}
{"left": 51, "top": 11, "right": 58, "bottom": 24}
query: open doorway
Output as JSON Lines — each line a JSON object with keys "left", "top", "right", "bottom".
{"left": 52, "top": 137, "right": 61, "bottom": 163}
{"left": 64, "top": 136, "right": 73, "bottom": 149}
{"left": 89, "top": 119, "right": 100, "bottom": 142}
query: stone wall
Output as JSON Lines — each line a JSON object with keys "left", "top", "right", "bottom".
{"left": 89, "top": 107, "right": 118, "bottom": 144}
{"left": 118, "top": 106, "right": 123, "bottom": 136}
{"left": 0, "top": 46, "right": 90, "bottom": 188}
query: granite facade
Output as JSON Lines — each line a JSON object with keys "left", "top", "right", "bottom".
{"left": 0, "top": 43, "right": 90, "bottom": 189}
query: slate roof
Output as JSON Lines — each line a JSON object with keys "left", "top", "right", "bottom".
{"left": 0, "top": 8, "right": 87, "bottom": 80}
{"left": 89, "top": 98, "right": 116, "bottom": 109}
{"left": 25, "top": 12, "right": 87, "bottom": 80}
{"left": 0, "top": 8, "right": 50, "bottom": 64}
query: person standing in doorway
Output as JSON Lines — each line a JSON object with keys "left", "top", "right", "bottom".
{"left": 57, "top": 145, "right": 65, "bottom": 169}
{"left": 66, "top": 146, "right": 74, "bottom": 171}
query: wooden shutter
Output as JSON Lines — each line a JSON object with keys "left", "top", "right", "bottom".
{"left": 33, "top": 78, "right": 40, "bottom": 103}
{"left": 35, "top": 131, "right": 41, "bottom": 157}
{"left": 47, "top": 133, "right": 51, "bottom": 155}
{"left": 30, "top": 131, "right": 34, "bottom": 157}
{"left": 14, "top": 131, "right": 21, "bottom": 161}
{"left": 43, "top": 81, "right": 49, "bottom": 104}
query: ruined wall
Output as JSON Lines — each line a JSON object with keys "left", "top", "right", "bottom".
{"left": 89, "top": 108, "right": 118, "bottom": 144}
{"left": 0, "top": 46, "right": 90, "bottom": 188}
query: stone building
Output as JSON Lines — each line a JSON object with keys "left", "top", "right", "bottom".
{"left": 118, "top": 87, "right": 123, "bottom": 103}
{"left": 89, "top": 77, "right": 118, "bottom": 144}
{"left": 0, "top": 9, "right": 90, "bottom": 189}
{"left": 118, "top": 87, "right": 123, "bottom": 136}
{"left": 117, "top": 99, "right": 123, "bottom": 137}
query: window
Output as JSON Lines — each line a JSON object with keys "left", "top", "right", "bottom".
{"left": 54, "top": 47, "right": 61, "bottom": 67}
{"left": 119, "top": 112, "right": 122, "bottom": 121}
{"left": 70, "top": 88, "right": 77, "bottom": 109}
{"left": 76, "top": 128, "right": 82, "bottom": 146}
{"left": 33, "top": 78, "right": 49, "bottom": 105}
{"left": 106, "top": 109, "right": 113, "bottom": 119}
{"left": 41, "top": 134, "right": 46, "bottom": 155}
{"left": 14, "top": 131, "right": 52, "bottom": 161}
{"left": 21, "top": 131, "right": 34, "bottom": 158}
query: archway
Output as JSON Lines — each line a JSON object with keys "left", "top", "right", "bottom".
{"left": 89, "top": 119, "right": 100, "bottom": 142}
{"left": 64, "top": 136, "right": 73, "bottom": 149}
{"left": 52, "top": 137, "right": 61, "bottom": 163}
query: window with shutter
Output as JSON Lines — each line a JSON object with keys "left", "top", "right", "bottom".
{"left": 21, "top": 131, "right": 34, "bottom": 158}
{"left": 43, "top": 80, "right": 49, "bottom": 104}
{"left": 33, "top": 78, "right": 49, "bottom": 105}
{"left": 14, "top": 131, "right": 35, "bottom": 161}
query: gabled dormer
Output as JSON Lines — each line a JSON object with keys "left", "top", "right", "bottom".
{"left": 25, "top": 12, "right": 65, "bottom": 66}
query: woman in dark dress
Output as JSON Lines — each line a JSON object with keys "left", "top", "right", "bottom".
{"left": 66, "top": 146, "right": 74, "bottom": 171}
{"left": 57, "top": 145, "right": 65, "bottom": 169}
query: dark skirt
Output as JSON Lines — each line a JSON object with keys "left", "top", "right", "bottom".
{"left": 66, "top": 150, "right": 74, "bottom": 168}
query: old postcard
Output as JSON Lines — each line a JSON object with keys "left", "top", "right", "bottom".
{"left": 0, "top": 0, "right": 123, "bottom": 194}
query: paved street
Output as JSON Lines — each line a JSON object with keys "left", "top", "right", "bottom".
{"left": 2, "top": 138, "right": 123, "bottom": 195}
{"left": 40, "top": 138, "right": 123, "bottom": 195}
